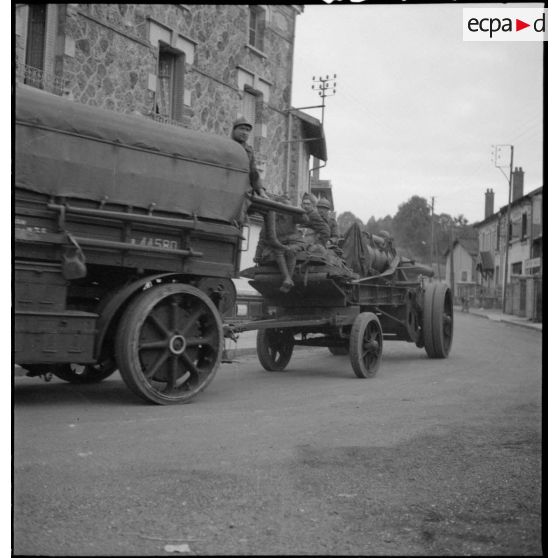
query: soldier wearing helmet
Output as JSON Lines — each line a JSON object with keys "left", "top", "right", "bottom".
{"left": 316, "top": 197, "right": 340, "bottom": 245}
{"left": 231, "top": 116, "right": 267, "bottom": 198}
{"left": 300, "top": 193, "right": 330, "bottom": 247}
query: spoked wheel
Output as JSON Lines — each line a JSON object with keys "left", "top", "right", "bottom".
{"left": 349, "top": 312, "right": 383, "bottom": 378}
{"left": 328, "top": 345, "right": 349, "bottom": 356}
{"left": 423, "top": 282, "right": 454, "bottom": 358}
{"left": 115, "top": 284, "right": 223, "bottom": 405}
{"left": 52, "top": 360, "right": 117, "bottom": 384}
{"left": 256, "top": 328, "right": 294, "bottom": 371}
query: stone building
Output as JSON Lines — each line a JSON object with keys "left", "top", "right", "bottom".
{"left": 473, "top": 169, "right": 543, "bottom": 320}
{"left": 14, "top": 4, "right": 325, "bottom": 204}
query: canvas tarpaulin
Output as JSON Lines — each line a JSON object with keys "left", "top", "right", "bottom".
{"left": 341, "top": 222, "right": 371, "bottom": 277}
{"left": 15, "top": 85, "right": 251, "bottom": 223}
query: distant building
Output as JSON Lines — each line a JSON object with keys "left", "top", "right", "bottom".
{"left": 473, "top": 168, "right": 542, "bottom": 320}
{"left": 444, "top": 236, "right": 479, "bottom": 303}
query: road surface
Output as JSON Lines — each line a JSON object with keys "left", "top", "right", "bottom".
{"left": 13, "top": 313, "right": 543, "bottom": 555}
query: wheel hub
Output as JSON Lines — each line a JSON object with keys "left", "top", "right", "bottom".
{"left": 169, "top": 334, "right": 187, "bottom": 355}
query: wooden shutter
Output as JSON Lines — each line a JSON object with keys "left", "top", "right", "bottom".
{"left": 26, "top": 4, "right": 46, "bottom": 71}
{"left": 242, "top": 91, "right": 256, "bottom": 146}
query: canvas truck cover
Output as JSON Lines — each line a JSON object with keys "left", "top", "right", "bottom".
{"left": 15, "top": 85, "right": 251, "bottom": 223}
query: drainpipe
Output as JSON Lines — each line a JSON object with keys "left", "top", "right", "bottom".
{"left": 286, "top": 111, "right": 292, "bottom": 198}
{"left": 502, "top": 146, "right": 514, "bottom": 313}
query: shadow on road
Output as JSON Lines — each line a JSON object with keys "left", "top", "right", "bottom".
{"left": 13, "top": 376, "right": 143, "bottom": 407}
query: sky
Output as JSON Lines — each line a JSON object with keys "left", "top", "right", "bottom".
{"left": 290, "top": 2, "right": 545, "bottom": 225}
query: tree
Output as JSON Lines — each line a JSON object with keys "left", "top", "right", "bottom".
{"left": 365, "top": 215, "right": 393, "bottom": 238}
{"left": 337, "top": 211, "right": 364, "bottom": 235}
{"left": 392, "top": 195, "right": 431, "bottom": 261}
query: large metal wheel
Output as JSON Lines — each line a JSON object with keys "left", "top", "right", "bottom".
{"left": 256, "top": 328, "right": 294, "bottom": 371}
{"left": 115, "top": 284, "right": 223, "bottom": 405}
{"left": 423, "top": 282, "right": 453, "bottom": 358}
{"left": 349, "top": 312, "right": 383, "bottom": 378}
{"left": 52, "top": 359, "right": 117, "bottom": 384}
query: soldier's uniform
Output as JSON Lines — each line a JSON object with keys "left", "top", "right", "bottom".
{"left": 316, "top": 198, "right": 339, "bottom": 244}
{"left": 231, "top": 117, "right": 264, "bottom": 196}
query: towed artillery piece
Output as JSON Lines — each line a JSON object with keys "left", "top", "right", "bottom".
{"left": 232, "top": 204, "right": 454, "bottom": 378}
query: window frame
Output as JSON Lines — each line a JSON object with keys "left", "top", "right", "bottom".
{"left": 25, "top": 3, "right": 47, "bottom": 73}
{"left": 521, "top": 212, "right": 528, "bottom": 240}
{"left": 155, "top": 42, "right": 185, "bottom": 122}
{"left": 248, "top": 6, "right": 266, "bottom": 52}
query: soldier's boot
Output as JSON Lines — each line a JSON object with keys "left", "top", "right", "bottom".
{"left": 276, "top": 254, "right": 294, "bottom": 293}
{"left": 286, "top": 252, "right": 297, "bottom": 283}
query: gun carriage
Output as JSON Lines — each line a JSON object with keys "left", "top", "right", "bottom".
{"left": 229, "top": 200, "right": 454, "bottom": 378}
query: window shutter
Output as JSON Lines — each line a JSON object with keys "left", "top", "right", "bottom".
{"left": 43, "top": 5, "right": 57, "bottom": 78}
{"left": 172, "top": 53, "right": 185, "bottom": 120}
{"left": 242, "top": 91, "right": 257, "bottom": 146}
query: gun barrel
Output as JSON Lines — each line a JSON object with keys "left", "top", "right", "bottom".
{"left": 247, "top": 194, "right": 306, "bottom": 216}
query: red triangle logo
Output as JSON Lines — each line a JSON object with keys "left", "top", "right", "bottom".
{"left": 516, "top": 19, "right": 530, "bottom": 31}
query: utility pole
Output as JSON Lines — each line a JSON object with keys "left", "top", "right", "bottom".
{"left": 311, "top": 74, "right": 337, "bottom": 127}
{"left": 285, "top": 74, "right": 337, "bottom": 198}
{"left": 449, "top": 221, "right": 455, "bottom": 298}
{"left": 492, "top": 144, "right": 514, "bottom": 313}
{"left": 430, "top": 196, "right": 434, "bottom": 267}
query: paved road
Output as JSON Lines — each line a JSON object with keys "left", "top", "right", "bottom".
{"left": 13, "top": 313, "right": 543, "bottom": 556}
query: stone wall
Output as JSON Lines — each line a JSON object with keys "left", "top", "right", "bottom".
{"left": 63, "top": 5, "right": 154, "bottom": 112}
{"left": 59, "top": 4, "right": 298, "bottom": 196}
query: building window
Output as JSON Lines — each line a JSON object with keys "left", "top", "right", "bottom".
{"left": 248, "top": 6, "right": 266, "bottom": 51}
{"left": 155, "top": 44, "right": 185, "bottom": 122}
{"left": 18, "top": 4, "right": 62, "bottom": 94}
{"left": 511, "top": 262, "right": 522, "bottom": 275}
{"left": 26, "top": 4, "right": 46, "bottom": 75}
{"left": 521, "top": 212, "right": 528, "bottom": 240}
{"left": 461, "top": 271, "right": 468, "bottom": 282}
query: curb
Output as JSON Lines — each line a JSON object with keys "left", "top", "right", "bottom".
{"left": 464, "top": 310, "right": 542, "bottom": 332}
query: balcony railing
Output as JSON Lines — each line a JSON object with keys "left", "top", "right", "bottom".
{"left": 16, "top": 63, "right": 65, "bottom": 96}
{"left": 149, "top": 112, "right": 189, "bottom": 129}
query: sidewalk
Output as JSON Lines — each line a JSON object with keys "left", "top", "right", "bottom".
{"left": 459, "top": 306, "right": 543, "bottom": 332}
{"left": 222, "top": 330, "right": 262, "bottom": 361}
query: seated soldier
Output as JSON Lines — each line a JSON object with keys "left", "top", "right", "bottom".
{"left": 254, "top": 194, "right": 306, "bottom": 293}
{"left": 300, "top": 193, "right": 330, "bottom": 251}
{"left": 316, "top": 198, "right": 340, "bottom": 245}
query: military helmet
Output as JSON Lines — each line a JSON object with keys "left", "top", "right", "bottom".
{"left": 232, "top": 116, "right": 253, "bottom": 130}
{"left": 301, "top": 192, "right": 317, "bottom": 205}
{"left": 316, "top": 198, "right": 331, "bottom": 209}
